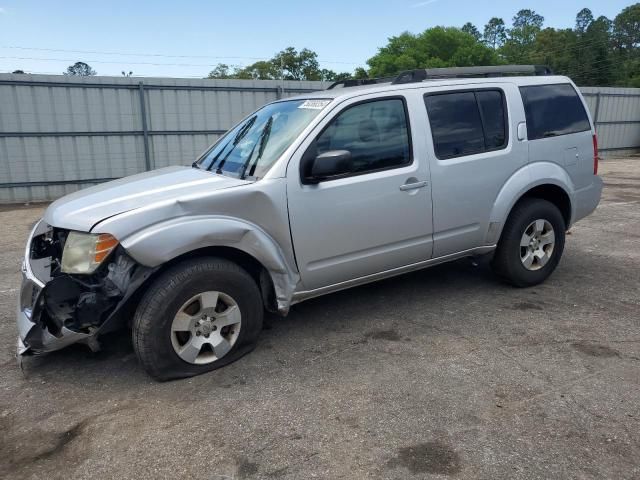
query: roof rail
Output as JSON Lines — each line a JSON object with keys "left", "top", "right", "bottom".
{"left": 326, "top": 76, "right": 394, "bottom": 90}
{"left": 391, "top": 65, "right": 553, "bottom": 84}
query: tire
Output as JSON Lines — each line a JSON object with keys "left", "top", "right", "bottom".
{"left": 491, "top": 198, "right": 566, "bottom": 287}
{"left": 132, "top": 257, "right": 263, "bottom": 381}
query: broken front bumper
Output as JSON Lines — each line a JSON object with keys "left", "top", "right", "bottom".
{"left": 17, "top": 258, "right": 96, "bottom": 356}
{"left": 17, "top": 220, "right": 154, "bottom": 356}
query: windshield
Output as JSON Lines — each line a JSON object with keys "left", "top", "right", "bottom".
{"left": 196, "top": 99, "right": 331, "bottom": 179}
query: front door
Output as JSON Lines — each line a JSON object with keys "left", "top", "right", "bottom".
{"left": 287, "top": 94, "right": 433, "bottom": 291}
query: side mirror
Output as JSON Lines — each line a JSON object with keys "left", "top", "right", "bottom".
{"left": 305, "top": 150, "right": 352, "bottom": 183}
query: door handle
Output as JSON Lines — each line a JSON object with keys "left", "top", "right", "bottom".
{"left": 399, "top": 180, "right": 428, "bottom": 191}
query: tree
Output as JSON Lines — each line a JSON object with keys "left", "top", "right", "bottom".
{"left": 353, "top": 67, "right": 369, "bottom": 79}
{"left": 483, "top": 17, "right": 507, "bottom": 49}
{"left": 12, "top": 69, "right": 25, "bottom": 74}
{"left": 511, "top": 9, "right": 545, "bottom": 40}
{"left": 612, "top": 4, "right": 640, "bottom": 86}
{"left": 612, "top": 3, "right": 640, "bottom": 52}
{"left": 501, "top": 9, "right": 545, "bottom": 62}
{"left": 272, "top": 47, "right": 322, "bottom": 80}
{"left": 367, "top": 27, "right": 498, "bottom": 77}
{"left": 575, "top": 8, "right": 594, "bottom": 33}
{"left": 206, "top": 47, "right": 347, "bottom": 81}
{"left": 462, "top": 22, "right": 481, "bottom": 41}
{"left": 579, "top": 16, "right": 614, "bottom": 86}
{"left": 236, "top": 60, "right": 280, "bottom": 80}
{"left": 64, "top": 62, "right": 96, "bottom": 76}
{"left": 207, "top": 64, "right": 233, "bottom": 79}
{"left": 320, "top": 69, "right": 351, "bottom": 81}
{"left": 530, "top": 28, "right": 579, "bottom": 79}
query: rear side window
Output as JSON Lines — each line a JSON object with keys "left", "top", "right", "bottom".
{"left": 477, "top": 91, "right": 507, "bottom": 149}
{"left": 424, "top": 89, "right": 508, "bottom": 159}
{"left": 519, "top": 84, "right": 591, "bottom": 140}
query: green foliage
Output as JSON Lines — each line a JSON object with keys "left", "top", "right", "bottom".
{"left": 610, "top": 4, "right": 640, "bottom": 86}
{"left": 362, "top": 3, "right": 639, "bottom": 87}
{"left": 64, "top": 62, "right": 97, "bottom": 76}
{"left": 575, "top": 8, "right": 594, "bottom": 33}
{"left": 462, "top": 22, "right": 481, "bottom": 41}
{"left": 321, "top": 70, "right": 351, "bottom": 81}
{"left": 207, "top": 63, "right": 233, "bottom": 79}
{"left": 613, "top": 3, "right": 640, "bottom": 52}
{"left": 501, "top": 9, "right": 545, "bottom": 63}
{"left": 483, "top": 17, "right": 507, "bottom": 49}
{"left": 367, "top": 27, "right": 498, "bottom": 77}
{"left": 204, "top": 4, "right": 639, "bottom": 87}
{"left": 207, "top": 47, "right": 347, "bottom": 81}
{"left": 353, "top": 67, "right": 369, "bottom": 79}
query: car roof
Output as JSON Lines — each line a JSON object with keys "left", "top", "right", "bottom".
{"left": 284, "top": 75, "right": 574, "bottom": 102}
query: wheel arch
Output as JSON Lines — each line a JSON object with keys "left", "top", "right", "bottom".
{"left": 114, "top": 216, "right": 300, "bottom": 315}
{"left": 517, "top": 184, "right": 571, "bottom": 227}
{"left": 488, "top": 163, "right": 575, "bottom": 244}
{"left": 156, "top": 246, "right": 280, "bottom": 312}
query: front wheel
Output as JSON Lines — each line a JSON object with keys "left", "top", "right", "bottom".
{"left": 132, "top": 257, "right": 263, "bottom": 381}
{"left": 491, "top": 198, "right": 566, "bottom": 287}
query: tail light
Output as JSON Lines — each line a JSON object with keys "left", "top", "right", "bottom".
{"left": 592, "top": 134, "right": 599, "bottom": 175}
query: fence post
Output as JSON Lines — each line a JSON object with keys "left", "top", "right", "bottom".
{"left": 138, "top": 81, "right": 152, "bottom": 171}
{"left": 593, "top": 92, "right": 601, "bottom": 130}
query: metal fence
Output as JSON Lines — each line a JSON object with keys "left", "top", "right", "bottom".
{"left": 1, "top": 74, "right": 639, "bottom": 203}
{"left": 0, "top": 74, "right": 326, "bottom": 203}
{"left": 580, "top": 86, "right": 640, "bottom": 158}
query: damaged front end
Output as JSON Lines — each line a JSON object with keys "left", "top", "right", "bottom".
{"left": 17, "top": 220, "right": 154, "bottom": 356}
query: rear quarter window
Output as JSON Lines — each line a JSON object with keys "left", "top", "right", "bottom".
{"left": 519, "top": 84, "right": 591, "bottom": 140}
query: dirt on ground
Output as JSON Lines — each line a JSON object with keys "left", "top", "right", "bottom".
{"left": 0, "top": 158, "right": 639, "bottom": 479}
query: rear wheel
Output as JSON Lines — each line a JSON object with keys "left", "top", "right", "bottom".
{"left": 491, "top": 198, "right": 566, "bottom": 287}
{"left": 132, "top": 257, "right": 263, "bottom": 381}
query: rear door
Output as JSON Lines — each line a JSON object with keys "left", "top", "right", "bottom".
{"left": 423, "top": 83, "right": 529, "bottom": 257}
{"left": 286, "top": 92, "right": 433, "bottom": 290}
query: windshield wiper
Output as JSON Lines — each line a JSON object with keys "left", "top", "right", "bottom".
{"left": 240, "top": 116, "right": 273, "bottom": 180}
{"left": 206, "top": 115, "right": 257, "bottom": 173}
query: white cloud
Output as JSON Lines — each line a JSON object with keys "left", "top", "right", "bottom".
{"left": 0, "top": 7, "right": 5, "bottom": 14}
{"left": 411, "top": 0, "right": 439, "bottom": 7}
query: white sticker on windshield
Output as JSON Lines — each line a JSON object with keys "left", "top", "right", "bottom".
{"left": 298, "top": 99, "right": 331, "bottom": 110}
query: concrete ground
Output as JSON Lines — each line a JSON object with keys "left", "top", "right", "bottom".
{"left": 1, "top": 158, "right": 639, "bottom": 480}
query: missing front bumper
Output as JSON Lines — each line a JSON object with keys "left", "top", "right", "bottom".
{"left": 17, "top": 250, "right": 155, "bottom": 356}
{"left": 17, "top": 270, "right": 96, "bottom": 355}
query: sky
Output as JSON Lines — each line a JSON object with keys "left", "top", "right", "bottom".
{"left": 0, "top": 0, "right": 633, "bottom": 78}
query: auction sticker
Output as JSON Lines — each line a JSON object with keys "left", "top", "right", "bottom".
{"left": 298, "top": 99, "right": 331, "bottom": 110}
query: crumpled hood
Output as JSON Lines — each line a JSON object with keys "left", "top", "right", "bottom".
{"left": 44, "top": 166, "right": 250, "bottom": 232}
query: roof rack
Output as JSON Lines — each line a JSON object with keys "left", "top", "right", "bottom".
{"left": 326, "top": 76, "right": 394, "bottom": 90}
{"left": 392, "top": 65, "right": 553, "bottom": 84}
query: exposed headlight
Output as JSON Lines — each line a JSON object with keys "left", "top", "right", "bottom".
{"left": 61, "top": 232, "right": 119, "bottom": 274}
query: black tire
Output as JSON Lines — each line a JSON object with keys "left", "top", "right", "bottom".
{"left": 132, "top": 257, "right": 263, "bottom": 381}
{"left": 491, "top": 198, "right": 566, "bottom": 287}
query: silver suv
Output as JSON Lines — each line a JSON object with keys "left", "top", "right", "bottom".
{"left": 18, "top": 66, "right": 603, "bottom": 380}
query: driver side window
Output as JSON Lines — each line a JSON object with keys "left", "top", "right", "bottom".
{"left": 303, "top": 98, "right": 412, "bottom": 179}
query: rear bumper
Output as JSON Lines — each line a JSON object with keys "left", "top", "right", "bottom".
{"left": 571, "top": 176, "right": 603, "bottom": 226}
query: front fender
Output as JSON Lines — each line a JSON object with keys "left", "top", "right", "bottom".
{"left": 488, "top": 162, "right": 575, "bottom": 243}
{"left": 111, "top": 216, "right": 299, "bottom": 314}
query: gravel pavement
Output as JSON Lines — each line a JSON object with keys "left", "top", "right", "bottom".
{"left": 1, "top": 158, "right": 639, "bottom": 479}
